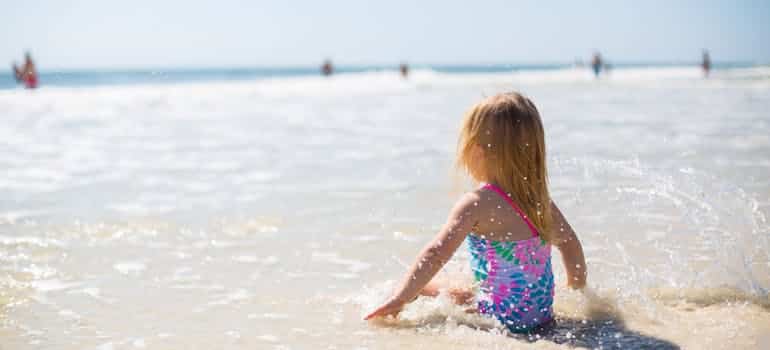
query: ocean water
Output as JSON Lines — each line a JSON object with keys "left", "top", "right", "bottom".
{"left": 0, "top": 65, "right": 769, "bottom": 349}
{"left": 1, "top": 64, "right": 573, "bottom": 90}
{"left": 0, "top": 62, "right": 754, "bottom": 90}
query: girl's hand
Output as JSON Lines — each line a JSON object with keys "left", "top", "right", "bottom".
{"left": 364, "top": 297, "right": 406, "bottom": 320}
{"left": 567, "top": 278, "right": 586, "bottom": 290}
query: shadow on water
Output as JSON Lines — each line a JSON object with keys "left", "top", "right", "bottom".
{"left": 512, "top": 316, "right": 680, "bottom": 350}
{"left": 386, "top": 313, "right": 680, "bottom": 349}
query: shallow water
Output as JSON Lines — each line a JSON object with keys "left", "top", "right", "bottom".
{"left": 1, "top": 67, "right": 769, "bottom": 349}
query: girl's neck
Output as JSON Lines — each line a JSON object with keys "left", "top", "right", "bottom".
{"left": 477, "top": 177, "right": 500, "bottom": 188}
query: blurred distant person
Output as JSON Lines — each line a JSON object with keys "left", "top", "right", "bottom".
{"left": 12, "top": 52, "right": 38, "bottom": 89}
{"left": 590, "top": 52, "right": 603, "bottom": 78}
{"left": 701, "top": 50, "right": 711, "bottom": 77}
{"left": 321, "top": 59, "right": 334, "bottom": 76}
{"left": 399, "top": 62, "right": 409, "bottom": 78}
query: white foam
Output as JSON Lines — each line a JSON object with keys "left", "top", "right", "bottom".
{"left": 30, "top": 279, "right": 80, "bottom": 292}
{"left": 312, "top": 252, "right": 371, "bottom": 273}
{"left": 256, "top": 334, "right": 279, "bottom": 342}
{"left": 113, "top": 261, "right": 147, "bottom": 275}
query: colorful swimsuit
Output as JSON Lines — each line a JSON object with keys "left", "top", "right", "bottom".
{"left": 466, "top": 183, "right": 554, "bottom": 333}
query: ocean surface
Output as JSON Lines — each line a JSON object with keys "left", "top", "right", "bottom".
{"left": 1, "top": 64, "right": 769, "bottom": 349}
{"left": 0, "top": 62, "right": 758, "bottom": 90}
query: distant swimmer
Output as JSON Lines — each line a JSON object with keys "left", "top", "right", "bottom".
{"left": 12, "top": 52, "right": 38, "bottom": 89}
{"left": 321, "top": 59, "right": 334, "bottom": 76}
{"left": 399, "top": 62, "right": 409, "bottom": 78}
{"left": 590, "top": 52, "right": 603, "bottom": 78}
{"left": 701, "top": 50, "right": 711, "bottom": 77}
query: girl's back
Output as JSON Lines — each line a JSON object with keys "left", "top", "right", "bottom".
{"left": 467, "top": 183, "right": 554, "bottom": 332}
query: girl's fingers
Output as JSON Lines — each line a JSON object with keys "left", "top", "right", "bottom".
{"left": 364, "top": 303, "right": 401, "bottom": 320}
{"left": 363, "top": 308, "right": 381, "bottom": 320}
{"left": 364, "top": 305, "right": 389, "bottom": 320}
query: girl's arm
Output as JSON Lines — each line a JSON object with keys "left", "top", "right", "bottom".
{"left": 551, "top": 202, "right": 587, "bottom": 289}
{"left": 364, "top": 193, "right": 481, "bottom": 320}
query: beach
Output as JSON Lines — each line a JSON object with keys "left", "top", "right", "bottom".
{"left": 1, "top": 65, "right": 769, "bottom": 349}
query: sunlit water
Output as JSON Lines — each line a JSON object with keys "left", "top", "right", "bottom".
{"left": 1, "top": 66, "right": 769, "bottom": 349}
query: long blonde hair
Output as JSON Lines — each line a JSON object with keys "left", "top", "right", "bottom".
{"left": 457, "top": 92, "right": 553, "bottom": 242}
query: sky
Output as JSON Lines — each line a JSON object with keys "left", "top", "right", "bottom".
{"left": 1, "top": 0, "right": 769, "bottom": 69}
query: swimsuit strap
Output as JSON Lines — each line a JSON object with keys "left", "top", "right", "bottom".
{"left": 482, "top": 183, "right": 539, "bottom": 238}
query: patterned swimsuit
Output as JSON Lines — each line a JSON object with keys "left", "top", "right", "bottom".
{"left": 466, "top": 183, "right": 554, "bottom": 333}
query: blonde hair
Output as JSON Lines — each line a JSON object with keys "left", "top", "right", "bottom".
{"left": 457, "top": 92, "right": 553, "bottom": 242}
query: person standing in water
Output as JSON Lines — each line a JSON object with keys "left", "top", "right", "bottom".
{"left": 321, "top": 59, "right": 334, "bottom": 76}
{"left": 12, "top": 52, "right": 39, "bottom": 89}
{"left": 590, "top": 52, "right": 603, "bottom": 78}
{"left": 701, "top": 50, "right": 711, "bottom": 78}
{"left": 399, "top": 62, "right": 409, "bottom": 79}
{"left": 365, "top": 92, "right": 587, "bottom": 333}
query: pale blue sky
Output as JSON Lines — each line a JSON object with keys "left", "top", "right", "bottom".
{"left": 2, "top": 0, "right": 768, "bottom": 69}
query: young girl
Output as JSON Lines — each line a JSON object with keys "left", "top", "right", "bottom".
{"left": 365, "top": 92, "right": 587, "bottom": 333}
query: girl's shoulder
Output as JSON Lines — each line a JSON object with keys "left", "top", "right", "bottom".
{"left": 468, "top": 186, "right": 506, "bottom": 210}
{"left": 454, "top": 187, "right": 498, "bottom": 212}
{"left": 447, "top": 188, "right": 500, "bottom": 224}
{"left": 464, "top": 186, "right": 538, "bottom": 242}
{"left": 447, "top": 189, "right": 492, "bottom": 220}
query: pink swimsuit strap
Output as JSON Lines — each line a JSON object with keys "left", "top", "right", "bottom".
{"left": 482, "top": 183, "right": 539, "bottom": 238}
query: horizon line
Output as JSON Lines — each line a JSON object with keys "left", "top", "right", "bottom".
{"left": 6, "top": 60, "right": 765, "bottom": 73}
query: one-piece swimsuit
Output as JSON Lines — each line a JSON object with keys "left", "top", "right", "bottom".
{"left": 466, "top": 183, "right": 554, "bottom": 333}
